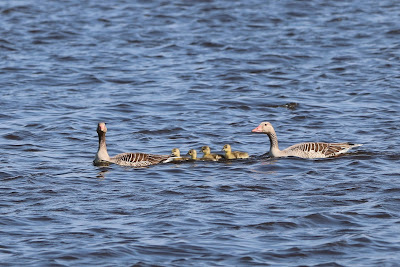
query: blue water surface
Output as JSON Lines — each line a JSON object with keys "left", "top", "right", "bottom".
{"left": 1, "top": 0, "right": 399, "bottom": 266}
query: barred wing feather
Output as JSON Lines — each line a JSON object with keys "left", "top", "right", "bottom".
{"left": 284, "top": 142, "right": 362, "bottom": 158}
{"left": 111, "top": 153, "right": 170, "bottom": 167}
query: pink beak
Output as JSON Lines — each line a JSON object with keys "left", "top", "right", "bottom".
{"left": 252, "top": 125, "right": 262, "bottom": 133}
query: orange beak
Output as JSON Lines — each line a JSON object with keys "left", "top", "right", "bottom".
{"left": 252, "top": 125, "right": 262, "bottom": 133}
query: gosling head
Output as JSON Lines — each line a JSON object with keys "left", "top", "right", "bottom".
{"left": 187, "top": 149, "right": 197, "bottom": 159}
{"left": 222, "top": 144, "right": 231, "bottom": 152}
{"left": 171, "top": 148, "right": 180, "bottom": 157}
{"left": 201, "top": 146, "right": 211, "bottom": 154}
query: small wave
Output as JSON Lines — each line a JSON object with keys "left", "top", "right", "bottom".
{"left": 3, "top": 133, "right": 24, "bottom": 141}
{"left": 135, "top": 127, "right": 186, "bottom": 135}
{"left": 386, "top": 29, "right": 400, "bottom": 35}
{"left": 247, "top": 221, "right": 298, "bottom": 230}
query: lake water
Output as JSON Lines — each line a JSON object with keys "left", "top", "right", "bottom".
{"left": 1, "top": 0, "right": 400, "bottom": 266}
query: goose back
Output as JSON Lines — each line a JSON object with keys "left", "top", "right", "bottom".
{"left": 284, "top": 142, "right": 362, "bottom": 158}
{"left": 110, "top": 152, "right": 170, "bottom": 167}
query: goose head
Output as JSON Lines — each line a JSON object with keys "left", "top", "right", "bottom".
{"left": 252, "top": 121, "right": 274, "bottom": 134}
{"left": 97, "top": 122, "right": 107, "bottom": 134}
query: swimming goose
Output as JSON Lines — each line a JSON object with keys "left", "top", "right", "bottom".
{"left": 170, "top": 148, "right": 188, "bottom": 161}
{"left": 93, "top": 122, "right": 170, "bottom": 167}
{"left": 251, "top": 121, "right": 362, "bottom": 159}
{"left": 201, "top": 146, "right": 223, "bottom": 161}
{"left": 187, "top": 149, "right": 199, "bottom": 160}
{"left": 222, "top": 144, "right": 249, "bottom": 159}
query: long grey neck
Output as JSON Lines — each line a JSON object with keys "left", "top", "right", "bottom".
{"left": 98, "top": 132, "right": 107, "bottom": 150}
{"left": 97, "top": 132, "right": 110, "bottom": 160}
{"left": 267, "top": 130, "right": 279, "bottom": 150}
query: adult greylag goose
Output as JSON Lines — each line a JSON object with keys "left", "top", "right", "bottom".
{"left": 187, "top": 149, "right": 199, "bottom": 160}
{"left": 170, "top": 148, "right": 189, "bottom": 161}
{"left": 251, "top": 121, "right": 362, "bottom": 159}
{"left": 222, "top": 144, "right": 249, "bottom": 159}
{"left": 93, "top": 122, "right": 170, "bottom": 167}
{"left": 201, "top": 146, "right": 223, "bottom": 161}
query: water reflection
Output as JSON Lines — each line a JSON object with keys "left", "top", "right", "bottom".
{"left": 96, "top": 169, "right": 109, "bottom": 179}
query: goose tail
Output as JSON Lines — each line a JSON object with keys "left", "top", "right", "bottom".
{"left": 162, "top": 157, "right": 175, "bottom": 163}
{"left": 349, "top": 143, "right": 363, "bottom": 148}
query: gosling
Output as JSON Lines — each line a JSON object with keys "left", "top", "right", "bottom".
{"left": 222, "top": 144, "right": 249, "bottom": 159}
{"left": 187, "top": 149, "right": 199, "bottom": 160}
{"left": 201, "top": 146, "right": 223, "bottom": 161}
{"left": 170, "top": 148, "right": 188, "bottom": 161}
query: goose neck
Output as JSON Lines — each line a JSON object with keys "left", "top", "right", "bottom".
{"left": 267, "top": 130, "right": 280, "bottom": 156}
{"left": 96, "top": 132, "right": 110, "bottom": 161}
{"left": 98, "top": 132, "right": 107, "bottom": 149}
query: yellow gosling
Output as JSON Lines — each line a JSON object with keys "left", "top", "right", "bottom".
{"left": 201, "top": 146, "right": 223, "bottom": 161}
{"left": 170, "top": 148, "right": 188, "bottom": 161}
{"left": 187, "top": 149, "right": 199, "bottom": 160}
{"left": 222, "top": 144, "right": 249, "bottom": 159}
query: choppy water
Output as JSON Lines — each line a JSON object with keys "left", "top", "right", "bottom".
{"left": 1, "top": 0, "right": 400, "bottom": 266}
